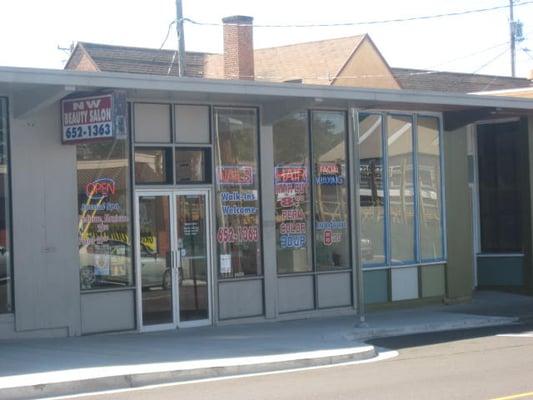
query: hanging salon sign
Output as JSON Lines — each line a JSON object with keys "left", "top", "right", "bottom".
{"left": 61, "top": 91, "right": 127, "bottom": 144}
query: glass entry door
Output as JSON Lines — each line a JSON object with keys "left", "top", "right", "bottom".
{"left": 135, "top": 190, "right": 211, "bottom": 330}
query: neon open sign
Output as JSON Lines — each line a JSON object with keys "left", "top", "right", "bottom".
{"left": 85, "top": 178, "right": 116, "bottom": 200}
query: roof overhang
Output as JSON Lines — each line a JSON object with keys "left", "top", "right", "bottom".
{"left": 0, "top": 66, "right": 531, "bottom": 128}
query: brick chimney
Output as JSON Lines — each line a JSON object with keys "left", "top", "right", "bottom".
{"left": 222, "top": 15, "right": 254, "bottom": 80}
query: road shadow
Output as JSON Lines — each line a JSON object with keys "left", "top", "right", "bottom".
{"left": 367, "top": 322, "right": 533, "bottom": 350}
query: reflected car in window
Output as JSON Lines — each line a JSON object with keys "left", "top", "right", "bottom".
{"left": 79, "top": 241, "right": 170, "bottom": 289}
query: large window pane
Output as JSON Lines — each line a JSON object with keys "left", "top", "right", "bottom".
{"left": 417, "top": 116, "right": 443, "bottom": 260}
{"left": 214, "top": 108, "right": 262, "bottom": 278}
{"left": 387, "top": 115, "right": 415, "bottom": 263}
{"left": 312, "top": 111, "right": 350, "bottom": 271}
{"left": 139, "top": 195, "right": 172, "bottom": 326}
{"left": 0, "top": 99, "right": 11, "bottom": 313}
{"left": 77, "top": 139, "right": 133, "bottom": 289}
{"left": 477, "top": 121, "right": 523, "bottom": 253}
{"left": 359, "top": 113, "right": 385, "bottom": 266}
{"left": 273, "top": 112, "right": 312, "bottom": 274}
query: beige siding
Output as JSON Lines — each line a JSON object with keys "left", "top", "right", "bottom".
{"left": 65, "top": 49, "right": 98, "bottom": 72}
{"left": 444, "top": 126, "right": 474, "bottom": 301}
{"left": 333, "top": 38, "right": 400, "bottom": 89}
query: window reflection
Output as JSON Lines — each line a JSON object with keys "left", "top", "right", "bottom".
{"left": 417, "top": 117, "right": 443, "bottom": 260}
{"left": 214, "top": 108, "right": 262, "bottom": 278}
{"left": 135, "top": 147, "right": 171, "bottom": 184}
{"left": 0, "top": 98, "right": 10, "bottom": 314}
{"left": 387, "top": 115, "right": 415, "bottom": 263}
{"left": 359, "top": 114, "right": 385, "bottom": 265}
{"left": 175, "top": 149, "right": 209, "bottom": 183}
{"left": 77, "top": 140, "right": 133, "bottom": 289}
{"left": 312, "top": 111, "right": 350, "bottom": 271}
{"left": 273, "top": 112, "right": 312, "bottom": 274}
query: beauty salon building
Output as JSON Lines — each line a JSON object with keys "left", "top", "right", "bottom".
{"left": 0, "top": 67, "right": 532, "bottom": 338}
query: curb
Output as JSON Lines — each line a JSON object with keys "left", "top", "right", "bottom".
{"left": 347, "top": 316, "right": 519, "bottom": 341}
{"left": 0, "top": 345, "right": 376, "bottom": 400}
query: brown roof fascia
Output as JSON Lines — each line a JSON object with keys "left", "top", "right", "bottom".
{"left": 64, "top": 42, "right": 101, "bottom": 72}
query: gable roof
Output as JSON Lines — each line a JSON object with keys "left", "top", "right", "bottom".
{"left": 65, "top": 42, "right": 212, "bottom": 78}
{"left": 65, "top": 39, "right": 532, "bottom": 93}
{"left": 392, "top": 67, "right": 532, "bottom": 93}
{"left": 67, "top": 36, "right": 368, "bottom": 85}
{"left": 253, "top": 35, "right": 365, "bottom": 84}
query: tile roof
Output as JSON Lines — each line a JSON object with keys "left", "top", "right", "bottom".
{"left": 253, "top": 36, "right": 365, "bottom": 84}
{"left": 392, "top": 67, "right": 532, "bottom": 93}
{"left": 71, "top": 42, "right": 213, "bottom": 78}
{"left": 69, "top": 36, "right": 365, "bottom": 84}
{"left": 66, "top": 40, "right": 532, "bottom": 93}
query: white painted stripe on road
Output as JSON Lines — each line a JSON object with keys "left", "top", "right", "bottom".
{"left": 497, "top": 332, "right": 533, "bottom": 338}
{"left": 42, "top": 350, "right": 399, "bottom": 400}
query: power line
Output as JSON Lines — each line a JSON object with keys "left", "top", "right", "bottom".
{"left": 472, "top": 47, "right": 510, "bottom": 74}
{"left": 425, "top": 40, "right": 510, "bottom": 70}
{"left": 181, "top": 1, "right": 533, "bottom": 28}
{"left": 160, "top": 20, "right": 176, "bottom": 49}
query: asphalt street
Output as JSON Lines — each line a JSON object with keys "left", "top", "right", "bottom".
{"left": 54, "top": 323, "right": 533, "bottom": 400}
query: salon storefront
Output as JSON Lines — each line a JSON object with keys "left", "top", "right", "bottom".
{"left": 0, "top": 67, "right": 532, "bottom": 338}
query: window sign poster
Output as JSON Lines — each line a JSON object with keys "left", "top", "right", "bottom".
{"left": 220, "top": 254, "right": 232, "bottom": 274}
{"left": 62, "top": 91, "right": 127, "bottom": 144}
{"left": 275, "top": 165, "right": 308, "bottom": 250}
{"left": 216, "top": 166, "right": 259, "bottom": 245}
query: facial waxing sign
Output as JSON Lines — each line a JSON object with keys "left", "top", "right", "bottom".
{"left": 61, "top": 91, "right": 127, "bottom": 144}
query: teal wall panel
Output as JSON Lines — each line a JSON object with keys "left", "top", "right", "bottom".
{"left": 477, "top": 256, "right": 524, "bottom": 287}
{"left": 421, "top": 264, "right": 446, "bottom": 298}
{"left": 364, "top": 270, "right": 389, "bottom": 304}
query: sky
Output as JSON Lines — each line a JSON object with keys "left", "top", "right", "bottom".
{"left": 1, "top": 0, "right": 532, "bottom": 78}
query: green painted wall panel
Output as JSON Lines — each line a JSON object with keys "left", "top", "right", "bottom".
{"left": 364, "top": 270, "right": 389, "bottom": 304}
{"left": 477, "top": 256, "right": 524, "bottom": 287}
{"left": 421, "top": 264, "right": 445, "bottom": 298}
{"left": 444, "top": 126, "right": 474, "bottom": 299}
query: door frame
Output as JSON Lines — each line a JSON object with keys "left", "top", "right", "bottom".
{"left": 134, "top": 188, "right": 213, "bottom": 332}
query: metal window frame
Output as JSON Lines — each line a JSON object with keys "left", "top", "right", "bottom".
{"left": 386, "top": 113, "right": 418, "bottom": 266}
{"left": 357, "top": 111, "right": 447, "bottom": 273}
{"left": 212, "top": 106, "right": 265, "bottom": 281}
{"left": 417, "top": 115, "right": 447, "bottom": 264}
{"left": 357, "top": 112, "right": 388, "bottom": 269}
{"left": 0, "top": 97, "right": 13, "bottom": 314}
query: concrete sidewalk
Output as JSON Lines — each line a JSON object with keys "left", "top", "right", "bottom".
{"left": 0, "top": 290, "right": 531, "bottom": 399}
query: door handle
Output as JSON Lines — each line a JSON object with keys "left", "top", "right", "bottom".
{"left": 173, "top": 250, "right": 180, "bottom": 271}
{"left": 170, "top": 251, "right": 174, "bottom": 271}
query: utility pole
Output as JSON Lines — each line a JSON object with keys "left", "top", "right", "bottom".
{"left": 510, "top": 0, "right": 516, "bottom": 77}
{"left": 176, "top": 0, "right": 186, "bottom": 77}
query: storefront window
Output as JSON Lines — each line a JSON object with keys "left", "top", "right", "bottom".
{"left": 387, "top": 115, "right": 415, "bottom": 263}
{"left": 0, "top": 98, "right": 11, "bottom": 313}
{"left": 478, "top": 121, "right": 523, "bottom": 253}
{"left": 175, "top": 148, "right": 211, "bottom": 183}
{"left": 359, "top": 113, "right": 385, "bottom": 266}
{"left": 77, "top": 139, "right": 133, "bottom": 289}
{"left": 417, "top": 116, "right": 443, "bottom": 260}
{"left": 273, "top": 112, "right": 312, "bottom": 274}
{"left": 135, "top": 147, "right": 172, "bottom": 184}
{"left": 214, "top": 108, "right": 262, "bottom": 278}
{"left": 312, "top": 111, "right": 350, "bottom": 271}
